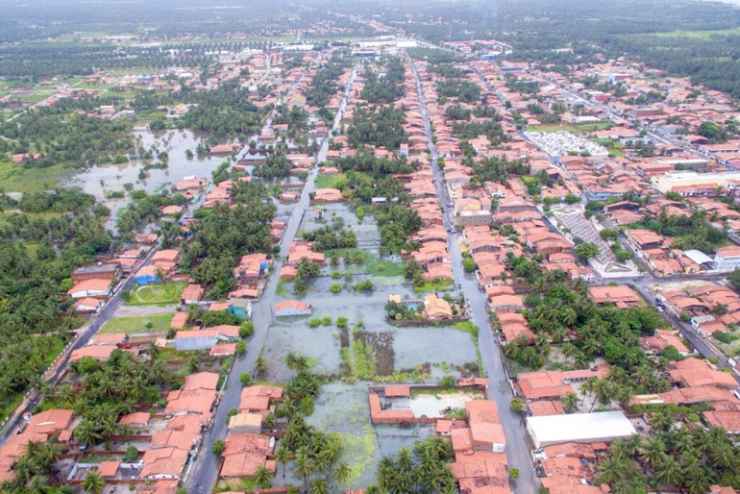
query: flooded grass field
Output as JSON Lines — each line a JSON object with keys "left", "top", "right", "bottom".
{"left": 66, "top": 129, "right": 226, "bottom": 222}
{"left": 305, "top": 382, "right": 434, "bottom": 489}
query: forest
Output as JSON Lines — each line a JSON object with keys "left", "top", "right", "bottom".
{"left": 177, "top": 81, "right": 266, "bottom": 140}
{"left": 0, "top": 104, "right": 136, "bottom": 168}
{"left": 347, "top": 105, "right": 407, "bottom": 150}
{"left": 360, "top": 57, "right": 406, "bottom": 104}
{"left": 503, "top": 254, "right": 669, "bottom": 398}
{"left": 180, "top": 181, "right": 275, "bottom": 299}
{"left": 0, "top": 189, "right": 112, "bottom": 420}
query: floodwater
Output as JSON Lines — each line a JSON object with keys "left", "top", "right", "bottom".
{"left": 65, "top": 129, "right": 227, "bottom": 226}
{"left": 303, "top": 382, "right": 434, "bottom": 489}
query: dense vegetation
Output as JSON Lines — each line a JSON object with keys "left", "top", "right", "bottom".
{"left": 629, "top": 210, "right": 726, "bottom": 254}
{"left": 367, "top": 437, "right": 456, "bottom": 494}
{"left": 181, "top": 181, "right": 275, "bottom": 298}
{"left": 503, "top": 254, "right": 669, "bottom": 397}
{"left": 116, "top": 190, "right": 188, "bottom": 238}
{"left": 0, "top": 104, "right": 135, "bottom": 167}
{"left": 334, "top": 152, "right": 421, "bottom": 253}
{"left": 302, "top": 218, "right": 357, "bottom": 251}
{"left": 597, "top": 423, "right": 740, "bottom": 493}
{"left": 177, "top": 81, "right": 265, "bottom": 140}
{"left": 347, "top": 105, "right": 407, "bottom": 150}
{"left": 360, "top": 57, "right": 405, "bottom": 104}
{"left": 0, "top": 189, "right": 111, "bottom": 418}
{"left": 305, "top": 51, "right": 351, "bottom": 110}
{"left": 49, "top": 350, "right": 178, "bottom": 445}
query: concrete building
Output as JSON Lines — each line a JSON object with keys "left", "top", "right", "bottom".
{"left": 526, "top": 412, "right": 637, "bottom": 448}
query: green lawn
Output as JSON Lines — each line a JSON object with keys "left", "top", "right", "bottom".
{"left": 101, "top": 313, "right": 174, "bottom": 334}
{"left": 0, "top": 160, "right": 70, "bottom": 193}
{"left": 414, "top": 278, "right": 454, "bottom": 294}
{"left": 315, "top": 173, "right": 347, "bottom": 189}
{"left": 335, "top": 249, "right": 406, "bottom": 277}
{"left": 123, "top": 282, "right": 186, "bottom": 306}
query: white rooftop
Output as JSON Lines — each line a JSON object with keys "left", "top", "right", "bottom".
{"left": 526, "top": 411, "right": 636, "bottom": 448}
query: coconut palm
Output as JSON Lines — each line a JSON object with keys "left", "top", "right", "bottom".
{"left": 333, "top": 463, "right": 352, "bottom": 486}
{"left": 83, "top": 470, "right": 104, "bottom": 494}
{"left": 275, "top": 445, "right": 291, "bottom": 480}
{"left": 254, "top": 465, "right": 272, "bottom": 488}
{"left": 295, "top": 447, "right": 316, "bottom": 492}
{"left": 654, "top": 454, "right": 682, "bottom": 488}
{"left": 309, "top": 479, "right": 329, "bottom": 494}
{"left": 639, "top": 437, "right": 666, "bottom": 470}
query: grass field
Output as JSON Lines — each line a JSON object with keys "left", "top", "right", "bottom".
{"left": 651, "top": 26, "right": 740, "bottom": 40}
{"left": 124, "top": 281, "right": 186, "bottom": 306}
{"left": 315, "top": 173, "right": 347, "bottom": 189}
{"left": 0, "top": 160, "right": 70, "bottom": 193}
{"left": 414, "top": 278, "right": 454, "bottom": 294}
{"left": 101, "top": 313, "right": 174, "bottom": 334}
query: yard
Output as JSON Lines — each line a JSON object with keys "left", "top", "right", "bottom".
{"left": 414, "top": 278, "right": 453, "bottom": 294}
{"left": 101, "top": 313, "right": 174, "bottom": 334}
{"left": 315, "top": 173, "right": 347, "bottom": 189}
{"left": 124, "top": 281, "right": 186, "bottom": 305}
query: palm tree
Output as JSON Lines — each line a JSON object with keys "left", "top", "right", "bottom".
{"left": 561, "top": 393, "right": 578, "bottom": 413}
{"left": 275, "top": 445, "right": 291, "bottom": 480}
{"left": 254, "top": 465, "right": 272, "bottom": 488}
{"left": 295, "top": 447, "right": 316, "bottom": 492}
{"left": 83, "top": 470, "right": 105, "bottom": 494}
{"left": 333, "top": 463, "right": 352, "bottom": 487}
{"left": 309, "top": 479, "right": 329, "bottom": 494}
{"left": 654, "top": 454, "right": 682, "bottom": 488}
{"left": 639, "top": 437, "right": 666, "bottom": 470}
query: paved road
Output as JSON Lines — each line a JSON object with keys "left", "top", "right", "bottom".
{"left": 186, "top": 66, "right": 357, "bottom": 494}
{"left": 409, "top": 59, "right": 539, "bottom": 494}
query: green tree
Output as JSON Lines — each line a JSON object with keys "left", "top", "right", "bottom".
{"left": 212, "top": 439, "right": 225, "bottom": 456}
{"left": 83, "top": 470, "right": 104, "bottom": 494}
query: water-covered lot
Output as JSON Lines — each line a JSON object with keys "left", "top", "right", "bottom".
{"left": 261, "top": 200, "right": 479, "bottom": 488}
{"left": 304, "top": 382, "right": 434, "bottom": 489}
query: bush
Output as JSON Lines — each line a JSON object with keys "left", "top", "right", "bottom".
{"left": 123, "top": 445, "right": 139, "bottom": 462}
{"left": 353, "top": 279, "right": 375, "bottom": 293}
{"left": 330, "top": 283, "right": 342, "bottom": 294}
{"left": 239, "top": 320, "right": 254, "bottom": 338}
{"left": 439, "top": 376, "right": 456, "bottom": 389}
{"left": 510, "top": 398, "right": 526, "bottom": 415}
{"left": 713, "top": 331, "right": 739, "bottom": 344}
{"left": 236, "top": 341, "right": 246, "bottom": 355}
{"left": 336, "top": 317, "right": 349, "bottom": 329}
{"left": 212, "top": 440, "right": 225, "bottom": 456}
{"left": 240, "top": 372, "right": 252, "bottom": 387}
{"left": 463, "top": 255, "right": 476, "bottom": 273}
{"left": 321, "top": 316, "right": 332, "bottom": 326}
{"left": 308, "top": 318, "right": 322, "bottom": 328}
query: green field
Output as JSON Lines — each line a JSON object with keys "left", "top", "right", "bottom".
{"left": 414, "top": 278, "right": 454, "bottom": 294}
{"left": 0, "top": 160, "right": 70, "bottom": 193}
{"left": 650, "top": 26, "right": 740, "bottom": 40}
{"left": 123, "top": 281, "right": 186, "bottom": 306}
{"left": 101, "top": 313, "right": 174, "bottom": 334}
{"left": 315, "top": 173, "right": 347, "bottom": 189}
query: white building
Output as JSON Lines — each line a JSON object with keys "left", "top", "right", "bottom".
{"left": 714, "top": 245, "right": 740, "bottom": 271}
{"left": 526, "top": 411, "right": 637, "bottom": 448}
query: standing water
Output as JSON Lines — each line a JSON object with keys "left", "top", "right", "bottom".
{"left": 66, "top": 129, "right": 228, "bottom": 230}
